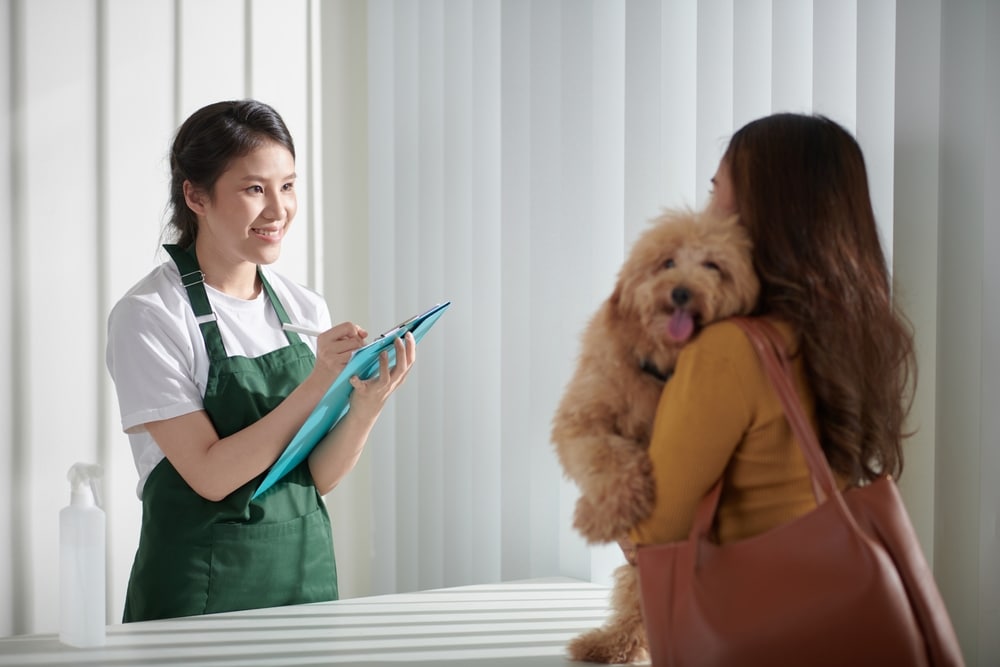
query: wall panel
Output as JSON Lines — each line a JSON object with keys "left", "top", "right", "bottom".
{"left": 695, "top": 0, "right": 734, "bottom": 209}
{"left": 498, "top": 0, "right": 534, "bottom": 583}
{"left": 0, "top": 0, "right": 16, "bottom": 637}
{"left": 101, "top": 0, "right": 175, "bottom": 626}
{"left": 893, "top": 0, "right": 942, "bottom": 567}
{"left": 176, "top": 0, "right": 245, "bottom": 120}
{"left": 733, "top": 0, "right": 772, "bottom": 129}
{"left": 812, "top": 0, "right": 857, "bottom": 129}
{"left": 771, "top": 0, "right": 812, "bottom": 112}
{"left": 318, "top": 0, "right": 370, "bottom": 601}
{"left": 21, "top": 0, "right": 100, "bottom": 633}
{"left": 623, "top": 0, "right": 663, "bottom": 235}
{"left": 937, "top": 2, "right": 999, "bottom": 662}
{"left": 979, "top": 4, "right": 1000, "bottom": 660}
{"left": 857, "top": 0, "right": 896, "bottom": 260}
{"left": 248, "top": 0, "right": 313, "bottom": 289}
{"left": 656, "top": 0, "right": 697, "bottom": 217}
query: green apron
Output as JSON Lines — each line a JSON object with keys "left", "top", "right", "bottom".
{"left": 122, "top": 244, "right": 338, "bottom": 622}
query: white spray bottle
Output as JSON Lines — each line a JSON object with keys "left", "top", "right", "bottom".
{"left": 59, "top": 462, "right": 106, "bottom": 647}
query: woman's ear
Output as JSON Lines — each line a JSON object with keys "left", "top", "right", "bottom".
{"left": 183, "top": 180, "right": 207, "bottom": 216}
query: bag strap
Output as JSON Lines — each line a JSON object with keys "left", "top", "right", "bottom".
{"left": 687, "top": 317, "right": 849, "bottom": 541}
{"left": 734, "top": 318, "right": 840, "bottom": 500}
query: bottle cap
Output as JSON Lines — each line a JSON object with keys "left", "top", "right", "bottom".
{"left": 67, "top": 463, "right": 103, "bottom": 508}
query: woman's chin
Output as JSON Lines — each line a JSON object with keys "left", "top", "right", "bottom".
{"left": 248, "top": 244, "right": 282, "bottom": 266}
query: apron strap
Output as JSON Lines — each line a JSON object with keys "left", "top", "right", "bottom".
{"left": 163, "top": 244, "right": 303, "bottom": 357}
{"left": 163, "top": 244, "right": 229, "bottom": 363}
{"left": 259, "top": 269, "right": 302, "bottom": 346}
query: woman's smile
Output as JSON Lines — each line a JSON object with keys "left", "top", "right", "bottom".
{"left": 250, "top": 224, "right": 285, "bottom": 242}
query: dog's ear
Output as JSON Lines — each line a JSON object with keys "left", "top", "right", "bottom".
{"left": 608, "top": 284, "right": 622, "bottom": 309}
{"left": 609, "top": 279, "right": 634, "bottom": 320}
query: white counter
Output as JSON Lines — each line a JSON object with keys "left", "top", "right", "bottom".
{"left": 0, "top": 579, "right": 613, "bottom": 666}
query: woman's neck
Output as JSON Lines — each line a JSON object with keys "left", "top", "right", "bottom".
{"left": 193, "top": 240, "right": 261, "bottom": 300}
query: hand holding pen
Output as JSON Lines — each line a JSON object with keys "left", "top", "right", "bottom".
{"left": 295, "top": 322, "right": 368, "bottom": 381}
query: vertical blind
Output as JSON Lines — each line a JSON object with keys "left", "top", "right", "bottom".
{"left": 351, "top": 0, "right": 900, "bottom": 598}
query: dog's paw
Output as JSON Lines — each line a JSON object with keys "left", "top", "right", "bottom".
{"left": 572, "top": 495, "right": 614, "bottom": 543}
{"left": 573, "top": 448, "right": 656, "bottom": 542}
{"left": 573, "top": 496, "right": 629, "bottom": 543}
{"left": 567, "top": 625, "right": 648, "bottom": 664}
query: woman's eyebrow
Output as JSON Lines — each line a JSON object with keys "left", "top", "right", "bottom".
{"left": 238, "top": 172, "right": 297, "bottom": 182}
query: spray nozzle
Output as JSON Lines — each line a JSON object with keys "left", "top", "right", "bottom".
{"left": 67, "top": 463, "right": 104, "bottom": 509}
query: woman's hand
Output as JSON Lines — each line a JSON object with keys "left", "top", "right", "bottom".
{"left": 306, "top": 331, "right": 416, "bottom": 495}
{"left": 347, "top": 331, "right": 416, "bottom": 419}
{"left": 312, "top": 321, "right": 368, "bottom": 382}
{"left": 618, "top": 535, "right": 638, "bottom": 566}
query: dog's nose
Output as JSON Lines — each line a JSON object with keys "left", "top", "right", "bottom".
{"left": 672, "top": 286, "right": 691, "bottom": 307}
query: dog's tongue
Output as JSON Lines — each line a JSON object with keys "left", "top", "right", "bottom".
{"left": 667, "top": 310, "right": 695, "bottom": 343}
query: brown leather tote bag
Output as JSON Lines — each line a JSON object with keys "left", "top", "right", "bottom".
{"left": 636, "top": 317, "right": 963, "bottom": 667}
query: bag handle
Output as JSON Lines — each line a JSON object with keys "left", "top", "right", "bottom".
{"left": 688, "top": 318, "right": 849, "bottom": 541}
{"left": 735, "top": 318, "right": 841, "bottom": 498}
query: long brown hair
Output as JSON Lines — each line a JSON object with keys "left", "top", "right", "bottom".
{"left": 724, "top": 113, "right": 916, "bottom": 484}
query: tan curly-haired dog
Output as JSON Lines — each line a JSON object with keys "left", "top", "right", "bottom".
{"left": 551, "top": 208, "right": 760, "bottom": 664}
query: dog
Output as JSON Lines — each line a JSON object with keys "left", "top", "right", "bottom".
{"left": 551, "top": 208, "right": 760, "bottom": 663}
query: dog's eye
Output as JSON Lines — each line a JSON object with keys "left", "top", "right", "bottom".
{"left": 703, "top": 261, "right": 721, "bottom": 272}
{"left": 662, "top": 259, "right": 676, "bottom": 270}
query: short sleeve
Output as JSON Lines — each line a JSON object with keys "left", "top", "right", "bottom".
{"left": 106, "top": 295, "right": 205, "bottom": 433}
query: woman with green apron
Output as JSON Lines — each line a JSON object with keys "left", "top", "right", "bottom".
{"left": 106, "top": 100, "right": 415, "bottom": 621}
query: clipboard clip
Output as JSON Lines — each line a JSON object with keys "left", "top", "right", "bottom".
{"left": 376, "top": 311, "right": 422, "bottom": 339}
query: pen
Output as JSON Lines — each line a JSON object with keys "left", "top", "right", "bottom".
{"left": 282, "top": 323, "right": 325, "bottom": 337}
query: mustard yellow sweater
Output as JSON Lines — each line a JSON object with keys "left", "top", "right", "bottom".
{"left": 630, "top": 318, "right": 823, "bottom": 546}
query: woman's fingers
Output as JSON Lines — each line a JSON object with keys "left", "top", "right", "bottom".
{"left": 388, "top": 333, "right": 415, "bottom": 384}
{"left": 320, "top": 322, "right": 366, "bottom": 353}
{"left": 402, "top": 331, "right": 416, "bottom": 366}
{"left": 312, "top": 322, "right": 371, "bottom": 377}
{"left": 326, "top": 321, "right": 368, "bottom": 340}
{"left": 349, "top": 332, "right": 416, "bottom": 396}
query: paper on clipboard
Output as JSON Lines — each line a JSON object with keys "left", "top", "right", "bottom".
{"left": 252, "top": 301, "right": 451, "bottom": 499}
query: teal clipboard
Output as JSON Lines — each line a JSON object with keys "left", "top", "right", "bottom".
{"left": 252, "top": 301, "right": 451, "bottom": 499}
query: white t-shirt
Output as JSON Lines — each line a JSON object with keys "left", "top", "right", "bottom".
{"left": 106, "top": 260, "right": 332, "bottom": 498}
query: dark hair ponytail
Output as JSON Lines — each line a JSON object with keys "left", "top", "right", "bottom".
{"left": 167, "top": 99, "right": 295, "bottom": 248}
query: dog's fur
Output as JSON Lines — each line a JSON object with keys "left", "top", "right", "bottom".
{"left": 551, "top": 208, "right": 760, "bottom": 663}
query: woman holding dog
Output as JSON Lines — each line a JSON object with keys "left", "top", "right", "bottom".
{"left": 623, "top": 114, "right": 970, "bottom": 667}
{"left": 106, "top": 99, "right": 415, "bottom": 621}
{"left": 629, "top": 113, "right": 916, "bottom": 547}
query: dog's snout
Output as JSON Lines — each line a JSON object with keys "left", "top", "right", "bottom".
{"left": 671, "top": 286, "right": 691, "bottom": 307}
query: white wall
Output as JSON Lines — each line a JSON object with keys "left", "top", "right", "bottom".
{"left": 0, "top": 1, "right": 995, "bottom": 664}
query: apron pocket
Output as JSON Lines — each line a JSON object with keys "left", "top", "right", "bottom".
{"left": 206, "top": 506, "right": 336, "bottom": 614}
